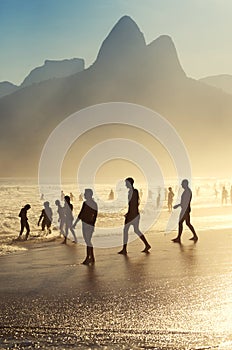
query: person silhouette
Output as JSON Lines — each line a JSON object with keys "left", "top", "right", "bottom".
{"left": 221, "top": 186, "right": 228, "bottom": 205}
{"left": 172, "top": 179, "right": 198, "bottom": 243}
{"left": 38, "top": 201, "right": 53, "bottom": 234}
{"left": 61, "top": 190, "right": 65, "bottom": 202}
{"left": 167, "top": 187, "right": 174, "bottom": 212}
{"left": 18, "top": 204, "right": 31, "bottom": 240}
{"left": 118, "top": 177, "right": 151, "bottom": 255}
{"left": 156, "top": 192, "right": 161, "bottom": 208}
{"left": 55, "top": 199, "right": 65, "bottom": 237}
{"left": 108, "top": 189, "right": 114, "bottom": 200}
{"left": 73, "top": 189, "right": 98, "bottom": 265}
{"left": 62, "top": 195, "right": 77, "bottom": 244}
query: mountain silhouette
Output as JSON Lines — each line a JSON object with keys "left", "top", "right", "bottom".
{"left": 0, "top": 81, "right": 18, "bottom": 98}
{"left": 199, "top": 74, "right": 232, "bottom": 95}
{"left": 21, "top": 58, "right": 85, "bottom": 87}
{"left": 0, "top": 15, "right": 231, "bottom": 176}
{"left": 0, "top": 58, "right": 85, "bottom": 98}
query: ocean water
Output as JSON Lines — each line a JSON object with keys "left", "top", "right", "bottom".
{"left": 0, "top": 177, "right": 232, "bottom": 256}
{"left": 0, "top": 178, "right": 232, "bottom": 350}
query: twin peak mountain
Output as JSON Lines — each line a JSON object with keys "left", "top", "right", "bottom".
{"left": 0, "top": 15, "right": 231, "bottom": 176}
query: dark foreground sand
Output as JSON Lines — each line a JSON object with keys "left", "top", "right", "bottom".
{"left": 0, "top": 229, "right": 232, "bottom": 349}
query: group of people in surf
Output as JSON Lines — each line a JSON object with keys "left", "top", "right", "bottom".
{"left": 18, "top": 177, "right": 198, "bottom": 265}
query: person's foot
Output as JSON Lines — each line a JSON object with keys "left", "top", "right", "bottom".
{"left": 82, "top": 258, "right": 90, "bottom": 265}
{"left": 61, "top": 240, "right": 66, "bottom": 244}
{"left": 72, "top": 241, "right": 77, "bottom": 244}
{"left": 118, "top": 249, "right": 127, "bottom": 255}
{"left": 89, "top": 257, "right": 95, "bottom": 264}
{"left": 172, "top": 237, "right": 181, "bottom": 243}
{"left": 189, "top": 236, "right": 198, "bottom": 241}
{"left": 141, "top": 244, "right": 151, "bottom": 253}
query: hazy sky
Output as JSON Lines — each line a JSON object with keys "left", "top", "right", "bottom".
{"left": 1, "top": 0, "right": 232, "bottom": 85}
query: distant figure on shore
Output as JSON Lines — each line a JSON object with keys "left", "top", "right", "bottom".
{"left": 221, "top": 186, "right": 228, "bottom": 205}
{"left": 70, "top": 192, "right": 75, "bottom": 201}
{"left": 156, "top": 192, "right": 161, "bottom": 208}
{"left": 108, "top": 189, "right": 114, "bottom": 200}
{"left": 118, "top": 177, "right": 151, "bottom": 255}
{"left": 38, "top": 201, "right": 53, "bottom": 234}
{"left": 61, "top": 190, "right": 65, "bottom": 202}
{"left": 18, "top": 204, "right": 31, "bottom": 240}
{"left": 40, "top": 193, "right": 44, "bottom": 200}
{"left": 196, "top": 186, "right": 200, "bottom": 197}
{"left": 55, "top": 200, "right": 65, "bottom": 237}
{"left": 172, "top": 179, "right": 198, "bottom": 243}
{"left": 79, "top": 193, "right": 83, "bottom": 201}
{"left": 62, "top": 195, "right": 77, "bottom": 244}
{"left": 73, "top": 189, "right": 98, "bottom": 265}
{"left": 167, "top": 187, "right": 174, "bottom": 212}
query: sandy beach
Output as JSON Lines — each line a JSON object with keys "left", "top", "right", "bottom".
{"left": 0, "top": 228, "right": 232, "bottom": 349}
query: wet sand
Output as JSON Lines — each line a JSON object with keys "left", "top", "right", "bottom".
{"left": 0, "top": 229, "right": 232, "bottom": 349}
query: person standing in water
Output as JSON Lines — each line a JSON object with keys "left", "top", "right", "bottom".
{"left": 62, "top": 195, "right": 77, "bottom": 244}
{"left": 172, "top": 179, "right": 198, "bottom": 243}
{"left": 38, "top": 201, "right": 53, "bottom": 234}
{"left": 18, "top": 204, "right": 31, "bottom": 240}
{"left": 167, "top": 187, "right": 174, "bottom": 212}
{"left": 73, "top": 189, "right": 98, "bottom": 265}
{"left": 118, "top": 177, "right": 151, "bottom": 255}
{"left": 55, "top": 199, "right": 65, "bottom": 237}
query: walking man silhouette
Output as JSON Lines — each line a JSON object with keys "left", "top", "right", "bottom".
{"left": 73, "top": 189, "right": 98, "bottom": 265}
{"left": 172, "top": 179, "right": 198, "bottom": 243}
{"left": 118, "top": 177, "right": 151, "bottom": 255}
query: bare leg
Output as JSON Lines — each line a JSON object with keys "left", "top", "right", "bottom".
{"left": 118, "top": 224, "right": 129, "bottom": 255}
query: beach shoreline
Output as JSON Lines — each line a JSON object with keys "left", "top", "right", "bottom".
{"left": 0, "top": 228, "right": 232, "bottom": 349}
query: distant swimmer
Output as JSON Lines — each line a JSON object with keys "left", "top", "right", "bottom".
{"left": 156, "top": 192, "right": 161, "bottom": 208}
{"left": 55, "top": 199, "right": 65, "bottom": 237}
{"left": 18, "top": 204, "right": 31, "bottom": 240}
{"left": 221, "top": 186, "right": 228, "bottom": 205}
{"left": 61, "top": 190, "right": 65, "bottom": 202}
{"left": 62, "top": 195, "right": 77, "bottom": 244}
{"left": 73, "top": 189, "right": 98, "bottom": 265}
{"left": 70, "top": 192, "right": 75, "bottom": 201}
{"left": 172, "top": 179, "right": 198, "bottom": 243}
{"left": 167, "top": 187, "right": 174, "bottom": 212}
{"left": 108, "top": 189, "right": 114, "bottom": 200}
{"left": 118, "top": 177, "right": 151, "bottom": 255}
{"left": 38, "top": 201, "right": 53, "bottom": 234}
